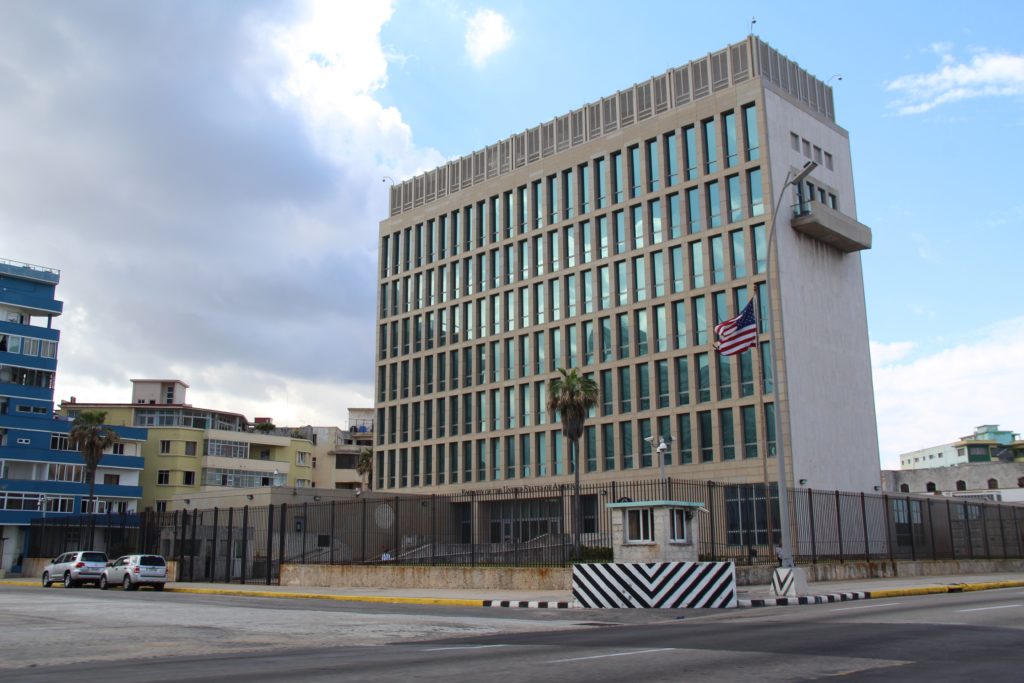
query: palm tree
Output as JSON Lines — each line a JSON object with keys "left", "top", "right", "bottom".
{"left": 69, "top": 411, "right": 120, "bottom": 517}
{"left": 356, "top": 446, "right": 373, "bottom": 490}
{"left": 546, "top": 368, "right": 598, "bottom": 558}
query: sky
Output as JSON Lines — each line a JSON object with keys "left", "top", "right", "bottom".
{"left": 1, "top": 1, "right": 1022, "bottom": 470}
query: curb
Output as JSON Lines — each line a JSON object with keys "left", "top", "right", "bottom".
{"left": 738, "top": 579, "right": 1024, "bottom": 608}
{"left": 482, "top": 600, "right": 575, "bottom": 609}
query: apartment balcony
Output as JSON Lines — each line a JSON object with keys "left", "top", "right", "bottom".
{"left": 0, "top": 289, "right": 64, "bottom": 316}
{"left": 791, "top": 199, "right": 872, "bottom": 253}
{"left": 0, "top": 258, "right": 60, "bottom": 284}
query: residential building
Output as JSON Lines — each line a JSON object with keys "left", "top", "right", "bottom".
{"left": 899, "top": 425, "right": 1021, "bottom": 470}
{"left": 373, "top": 36, "right": 880, "bottom": 501}
{"left": 1, "top": 259, "right": 146, "bottom": 573}
{"left": 882, "top": 462, "right": 1024, "bottom": 503}
{"left": 59, "top": 379, "right": 315, "bottom": 512}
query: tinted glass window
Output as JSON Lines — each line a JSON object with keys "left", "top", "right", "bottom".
{"left": 140, "top": 556, "right": 166, "bottom": 566}
{"left": 82, "top": 552, "right": 107, "bottom": 562}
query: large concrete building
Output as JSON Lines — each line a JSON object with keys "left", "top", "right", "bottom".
{"left": 1, "top": 259, "right": 146, "bottom": 574}
{"left": 373, "top": 37, "right": 879, "bottom": 496}
{"left": 60, "top": 380, "right": 315, "bottom": 512}
{"left": 898, "top": 424, "right": 1021, "bottom": 470}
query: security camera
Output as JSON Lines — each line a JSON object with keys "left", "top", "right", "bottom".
{"left": 355, "top": 489, "right": 362, "bottom": 497}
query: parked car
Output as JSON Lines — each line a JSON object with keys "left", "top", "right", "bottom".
{"left": 42, "top": 551, "right": 109, "bottom": 588}
{"left": 99, "top": 554, "right": 168, "bottom": 591}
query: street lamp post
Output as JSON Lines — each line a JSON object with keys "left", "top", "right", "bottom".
{"left": 765, "top": 160, "right": 817, "bottom": 571}
{"left": 644, "top": 434, "right": 673, "bottom": 481}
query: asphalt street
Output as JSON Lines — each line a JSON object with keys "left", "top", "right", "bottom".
{"left": 2, "top": 585, "right": 1023, "bottom": 681}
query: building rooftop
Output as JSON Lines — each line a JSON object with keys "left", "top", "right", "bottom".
{"left": 387, "top": 36, "right": 835, "bottom": 218}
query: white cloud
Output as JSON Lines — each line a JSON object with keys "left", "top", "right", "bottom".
{"left": 887, "top": 49, "right": 1024, "bottom": 115}
{"left": 0, "top": 1, "right": 441, "bottom": 429}
{"left": 871, "top": 317, "right": 1024, "bottom": 470}
{"left": 464, "top": 9, "right": 512, "bottom": 68}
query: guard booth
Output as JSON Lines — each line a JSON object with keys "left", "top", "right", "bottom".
{"left": 572, "top": 500, "right": 737, "bottom": 608}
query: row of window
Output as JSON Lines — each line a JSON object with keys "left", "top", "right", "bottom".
{"left": 133, "top": 408, "right": 245, "bottom": 431}
{"left": 49, "top": 433, "right": 127, "bottom": 455}
{"left": 0, "top": 365, "right": 54, "bottom": 389}
{"left": 156, "top": 469, "right": 196, "bottom": 486}
{"left": 377, "top": 293, "right": 772, "bottom": 406}
{"left": 0, "top": 492, "right": 128, "bottom": 514}
{"left": 374, "top": 404, "right": 776, "bottom": 490}
{"left": 0, "top": 333, "right": 57, "bottom": 359}
{"left": 382, "top": 105, "right": 763, "bottom": 277}
{"left": 377, "top": 346, "right": 774, "bottom": 445}
{"left": 378, "top": 256, "right": 768, "bottom": 369}
{"left": 380, "top": 179, "right": 767, "bottom": 323}
{"left": 380, "top": 223, "right": 768, "bottom": 353}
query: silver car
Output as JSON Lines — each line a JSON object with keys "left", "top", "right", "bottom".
{"left": 99, "top": 554, "right": 168, "bottom": 591}
{"left": 42, "top": 551, "right": 109, "bottom": 588}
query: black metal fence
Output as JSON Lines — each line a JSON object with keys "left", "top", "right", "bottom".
{"left": 27, "top": 478, "right": 1024, "bottom": 584}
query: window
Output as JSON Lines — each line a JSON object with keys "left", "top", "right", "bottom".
{"left": 157, "top": 470, "right": 170, "bottom": 485}
{"left": 702, "top": 118, "right": 717, "bottom": 174}
{"left": 625, "top": 508, "right": 654, "bottom": 543}
{"left": 160, "top": 440, "right": 171, "bottom": 454}
{"left": 670, "top": 508, "right": 688, "bottom": 542}
{"left": 103, "top": 473, "right": 120, "bottom": 486}
{"left": 956, "top": 480, "right": 967, "bottom": 491}
{"left": 296, "top": 451, "right": 310, "bottom": 466}
{"left": 183, "top": 471, "right": 196, "bottom": 486}
{"left": 156, "top": 501, "right": 168, "bottom": 513}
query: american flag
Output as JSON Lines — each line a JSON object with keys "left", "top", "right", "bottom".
{"left": 714, "top": 299, "right": 758, "bottom": 356}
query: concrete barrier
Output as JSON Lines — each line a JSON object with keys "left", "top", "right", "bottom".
{"left": 282, "top": 564, "right": 572, "bottom": 591}
{"left": 736, "top": 558, "right": 1024, "bottom": 586}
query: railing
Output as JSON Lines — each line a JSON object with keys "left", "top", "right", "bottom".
{"left": 26, "top": 478, "right": 1024, "bottom": 585}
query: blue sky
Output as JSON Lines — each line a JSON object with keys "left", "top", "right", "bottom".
{"left": 1, "top": 1, "right": 1021, "bottom": 470}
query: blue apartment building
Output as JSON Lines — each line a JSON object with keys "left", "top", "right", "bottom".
{"left": 0, "top": 258, "right": 146, "bottom": 574}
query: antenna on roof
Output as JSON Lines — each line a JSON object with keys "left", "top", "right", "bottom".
{"left": 749, "top": 16, "right": 756, "bottom": 35}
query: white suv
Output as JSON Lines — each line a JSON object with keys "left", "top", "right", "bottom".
{"left": 42, "top": 551, "right": 109, "bottom": 588}
{"left": 99, "top": 554, "right": 168, "bottom": 591}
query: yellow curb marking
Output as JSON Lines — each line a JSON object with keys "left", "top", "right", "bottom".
{"left": 165, "top": 586, "right": 485, "bottom": 607}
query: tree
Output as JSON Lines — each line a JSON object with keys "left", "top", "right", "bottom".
{"left": 68, "top": 410, "right": 120, "bottom": 516}
{"left": 546, "top": 368, "right": 599, "bottom": 558}
{"left": 357, "top": 446, "right": 373, "bottom": 490}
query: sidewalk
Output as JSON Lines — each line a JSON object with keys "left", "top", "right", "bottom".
{"left": 737, "top": 572, "right": 1024, "bottom": 607}
{"left": 6, "top": 571, "right": 1024, "bottom": 609}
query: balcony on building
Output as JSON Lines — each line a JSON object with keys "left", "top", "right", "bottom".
{"left": 791, "top": 199, "right": 872, "bottom": 253}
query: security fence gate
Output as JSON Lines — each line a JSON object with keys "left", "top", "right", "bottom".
{"left": 27, "top": 477, "right": 1024, "bottom": 585}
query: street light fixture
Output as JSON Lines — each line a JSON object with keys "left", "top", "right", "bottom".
{"left": 645, "top": 434, "right": 673, "bottom": 481}
{"left": 766, "top": 160, "right": 817, "bottom": 570}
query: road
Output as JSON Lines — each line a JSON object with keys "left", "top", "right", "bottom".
{"left": 2, "top": 585, "right": 1023, "bottom": 681}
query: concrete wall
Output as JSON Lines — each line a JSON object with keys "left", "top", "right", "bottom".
{"left": 282, "top": 564, "right": 572, "bottom": 591}
{"left": 737, "top": 558, "right": 1024, "bottom": 586}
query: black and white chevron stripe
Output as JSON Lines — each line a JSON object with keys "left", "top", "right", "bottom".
{"left": 772, "top": 568, "right": 797, "bottom": 596}
{"left": 572, "top": 561, "right": 736, "bottom": 609}
{"left": 739, "top": 591, "right": 868, "bottom": 608}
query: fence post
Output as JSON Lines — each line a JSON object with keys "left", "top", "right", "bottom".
{"left": 470, "top": 491, "right": 476, "bottom": 566}
{"left": 946, "top": 500, "right": 956, "bottom": 560}
{"left": 225, "top": 507, "right": 234, "bottom": 583}
{"left": 330, "top": 500, "right": 336, "bottom": 565}
{"left": 883, "top": 495, "right": 893, "bottom": 563}
{"left": 861, "top": 492, "right": 870, "bottom": 562}
{"left": 277, "top": 503, "right": 287, "bottom": 584}
{"left": 210, "top": 508, "right": 219, "bottom": 582}
{"left": 240, "top": 505, "right": 249, "bottom": 585}
{"left": 835, "top": 490, "right": 844, "bottom": 563}
{"left": 392, "top": 497, "right": 400, "bottom": 561}
{"left": 928, "top": 499, "right": 938, "bottom": 561}
{"left": 1014, "top": 508, "right": 1022, "bottom": 558}
{"left": 708, "top": 482, "right": 717, "bottom": 562}
{"left": 906, "top": 497, "right": 916, "bottom": 561}
{"left": 513, "top": 488, "right": 520, "bottom": 568}
{"left": 360, "top": 497, "right": 367, "bottom": 563}
{"left": 266, "top": 504, "right": 274, "bottom": 586}
{"left": 964, "top": 503, "right": 974, "bottom": 559}
{"left": 302, "top": 502, "right": 308, "bottom": 563}
{"left": 807, "top": 489, "right": 817, "bottom": 564}
{"left": 431, "top": 494, "right": 437, "bottom": 567}
{"left": 560, "top": 485, "right": 567, "bottom": 567}
{"left": 177, "top": 510, "right": 187, "bottom": 581}
{"left": 981, "top": 505, "right": 992, "bottom": 559}
{"left": 189, "top": 509, "right": 198, "bottom": 582}
{"left": 998, "top": 505, "right": 1007, "bottom": 559}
